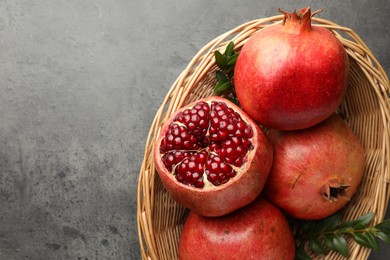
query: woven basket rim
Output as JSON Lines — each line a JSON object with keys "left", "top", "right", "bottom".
{"left": 137, "top": 14, "right": 390, "bottom": 260}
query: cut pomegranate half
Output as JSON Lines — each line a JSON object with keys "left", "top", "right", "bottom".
{"left": 154, "top": 96, "right": 273, "bottom": 217}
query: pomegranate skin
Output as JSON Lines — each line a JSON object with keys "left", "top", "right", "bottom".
{"left": 178, "top": 197, "right": 295, "bottom": 260}
{"left": 154, "top": 96, "right": 273, "bottom": 217}
{"left": 264, "top": 114, "right": 365, "bottom": 220}
{"left": 234, "top": 7, "right": 349, "bottom": 130}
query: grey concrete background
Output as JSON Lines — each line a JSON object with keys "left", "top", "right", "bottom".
{"left": 0, "top": 0, "right": 389, "bottom": 259}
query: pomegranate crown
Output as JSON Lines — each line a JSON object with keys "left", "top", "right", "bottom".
{"left": 278, "top": 7, "right": 323, "bottom": 32}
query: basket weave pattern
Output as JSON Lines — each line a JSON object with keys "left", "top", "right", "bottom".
{"left": 137, "top": 15, "right": 390, "bottom": 260}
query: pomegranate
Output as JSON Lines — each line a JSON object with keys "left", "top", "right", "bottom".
{"left": 234, "top": 7, "right": 349, "bottom": 130}
{"left": 264, "top": 114, "right": 365, "bottom": 220}
{"left": 154, "top": 96, "right": 273, "bottom": 217}
{"left": 178, "top": 196, "right": 295, "bottom": 260}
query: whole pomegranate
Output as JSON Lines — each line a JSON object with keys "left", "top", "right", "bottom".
{"left": 264, "top": 114, "right": 365, "bottom": 220}
{"left": 154, "top": 96, "right": 273, "bottom": 217}
{"left": 178, "top": 196, "right": 295, "bottom": 260}
{"left": 234, "top": 7, "right": 349, "bottom": 130}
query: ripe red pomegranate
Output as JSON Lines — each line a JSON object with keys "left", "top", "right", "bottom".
{"left": 178, "top": 196, "right": 295, "bottom": 260}
{"left": 154, "top": 96, "right": 273, "bottom": 217}
{"left": 264, "top": 114, "right": 365, "bottom": 220}
{"left": 234, "top": 7, "right": 349, "bottom": 130}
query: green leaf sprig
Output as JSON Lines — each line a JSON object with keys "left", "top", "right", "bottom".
{"left": 214, "top": 41, "right": 239, "bottom": 103}
{"left": 295, "top": 211, "right": 390, "bottom": 259}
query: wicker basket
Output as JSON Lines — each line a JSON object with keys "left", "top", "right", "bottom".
{"left": 137, "top": 14, "right": 390, "bottom": 260}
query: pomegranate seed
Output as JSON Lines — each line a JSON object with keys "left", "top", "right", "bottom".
{"left": 233, "top": 157, "right": 244, "bottom": 167}
{"left": 241, "top": 138, "right": 250, "bottom": 149}
{"left": 198, "top": 152, "right": 208, "bottom": 164}
{"left": 219, "top": 173, "right": 228, "bottom": 184}
{"left": 208, "top": 173, "right": 218, "bottom": 183}
{"left": 217, "top": 110, "right": 225, "bottom": 117}
{"left": 194, "top": 178, "right": 204, "bottom": 188}
{"left": 219, "top": 131, "right": 228, "bottom": 140}
{"left": 245, "top": 126, "right": 253, "bottom": 138}
{"left": 227, "top": 124, "right": 235, "bottom": 132}
{"left": 226, "top": 147, "right": 234, "bottom": 156}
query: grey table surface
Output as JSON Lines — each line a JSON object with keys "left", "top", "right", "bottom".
{"left": 0, "top": 0, "right": 389, "bottom": 259}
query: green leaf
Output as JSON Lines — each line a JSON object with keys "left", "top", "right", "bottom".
{"left": 295, "top": 243, "right": 312, "bottom": 260}
{"left": 216, "top": 71, "right": 228, "bottom": 83}
{"left": 351, "top": 232, "right": 373, "bottom": 248}
{"left": 375, "top": 219, "right": 390, "bottom": 230}
{"left": 352, "top": 232, "right": 379, "bottom": 251}
{"left": 353, "top": 212, "right": 375, "bottom": 229}
{"left": 214, "top": 81, "right": 231, "bottom": 94}
{"left": 227, "top": 53, "right": 239, "bottom": 66}
{"left": 318, "top": 211, "right": 343, "bottom": 232}
{"left": 323, "top": 235, "right": 337, "bottom": 251}
{"left": 375, "top": 229, "right": 390, "bottom": 243}
{"left": 215, "top": 50, "right": 227, "bottom": 70}
{"left": 365, "top": 231, "right": 379, "bottom": 251}
{"left": 337, "top": 220, "right": 355, "bottom": 231}
{"left": 309, "top": 237, "right": 328, "bottom": 255}
{"left": 224, "top": 41, "right": 234, "bottom": 58}
{"left": 332, "top": 235, "right": 349, "bottom": 257}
